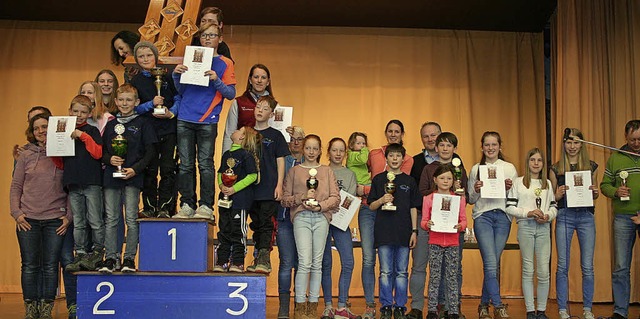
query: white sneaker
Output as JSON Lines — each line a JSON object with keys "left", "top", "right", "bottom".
{"left": 193, "top": 205, "right": 214, "bottom": 220}
{"left": 173, "top": 203, "right": 195, "bottom": 219}
{"left": 583, "top": 310, "right": 595, "bottom": 319}
{"left": 558, "top": 310, "right": 570, "bottom": 319}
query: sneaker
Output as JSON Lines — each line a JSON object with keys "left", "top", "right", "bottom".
{"left": 98, "top": 258, "right": 117, "bottom": 274}
{"left": 582, "top": 310, "right": 595, "bottom": 319}
{"left": 393, "top": 307, "right": 407, "bottom": 319}
{"left": 228, "top": 264, "right": 244, "bottom": 273}
{"left": 406, "top": 309, "right": 423, "bottom": 319}
{"left": 478, "top": 304, "right": 491, "bottom": 319}
{"left": 322, "top": 306, "right": 335, "bottom": 319}
{"left": 65, "top": 253, "right": 87, "bottom": 272}
{"left": 362, "top": 303, "right": 376, "bottom": 319}
{"left": 426, "top": 312, "right": 439, "bottom": 319}
{"left": 254, "top": 248, "right": 272, "bottom": 274}
{"left": 193, "top": 205, "right": 215, "bottom": 220}
{"left": 526, "top": 311, "right": 536, "bottom": 319}
{"left": 79, "top": 250, "right": 104, "bottom": 271}
{"left": 157, "top": 210, "right": 171, "bottom": 218}
{"left": 121, "top": 258, "right": 136, "bottom": 273}
{"left": 558, "top": 310, "right": 570, "bottom": 319}
{"left": 139, "top": 208, "right": 156, "bottom": 218}
{"left": 67, "top": 303, "right": 77, "bottom": 319}
{"left": 380, "top": 306, "right": 393, "bottom": 319}
{"left": 173, "top": 203, "right": 195, "bottom": 219}
{"left": 213, "top": 264, "right": 226, "bottom": 272}
{"left": 494, "top": 305, "right": 509, "bottom": 319}
{"left": 536, "top": 311, "right": 548, "bottom": 319}
{"left": 335, "top": 307, "right": 362, "bottom": 319}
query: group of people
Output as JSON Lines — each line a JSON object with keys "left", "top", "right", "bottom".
{"left": 8, "top": 5, "right": 640, "bottom": 319}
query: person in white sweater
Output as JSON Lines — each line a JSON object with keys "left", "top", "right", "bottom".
{"left": 506, "top": 148, "right": 557, "bottom": 319}
{"left": 467, "top": 131, "right": 518, "bottom": 319}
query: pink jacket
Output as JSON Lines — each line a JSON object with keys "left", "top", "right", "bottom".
{"left": 421, "top": 192, "right": 467, "bottom": 247}
{"left": 282, "top": 165, "right": 340, "bottom": 222}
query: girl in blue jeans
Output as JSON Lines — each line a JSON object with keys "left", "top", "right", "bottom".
{"left": 506, "top": 148, "right": 557, "bottom": 319}
{"left": 467, "top": 131, "right": 517, "bottom": 319}
{"left": 549, "top": 128, "right": 599, "bottom": 319}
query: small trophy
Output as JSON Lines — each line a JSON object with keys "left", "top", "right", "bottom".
{"left": 534, "top": 188, "right": 542, "bottom": 209}
{"left": 351, "top": 227, "right": 359, "bottom": 242}
{"left": 452, "top": 158, "right": 464, "bottom": 194}
{"left": 111, "top": 124, "right": 128, "bottom": 178}
{"left": 218, "top": 158, "right": 238, "bottom": 209}
{"left": 381, "top": 172, "right": 397, "bottom": 211}
{"left": 619, "top": 170, "right": 630, "bottom": 201}
{"left": 305, "top": 168, "right": 319, "bottom": 207}
{"left": 151, "top": 67, "right": 167, "bottom": 115}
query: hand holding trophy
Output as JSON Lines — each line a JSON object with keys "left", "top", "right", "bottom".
{"left": 151, "top": 67, "right": 167, "bottom": 115}
{"left": 218, "top": 158, "right": 238, "bottom": 208}
{"left": 452, "top": 158, "right": 464, "bottom": 194}
{"left": 305, "top": 168, "right": 319, "bottom": 207}
{"left": 382, "top": 172, "right": 397, "bottom": 211}
{"left": 112, "top": 124, "right": 128, "bottom": 178}
{"left": 619, "top": 170, "right": 630, "bottom": 201}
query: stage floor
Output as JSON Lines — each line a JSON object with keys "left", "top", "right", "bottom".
{"left": 0, "top": 293, "right": 638, "bottom": 318}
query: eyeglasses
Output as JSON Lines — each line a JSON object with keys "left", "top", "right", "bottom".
{"left": 291, "top": 138, "right": 304, "bottom": 143}
{"left": 200, "top": 33, "right": 219, "bottom": 39}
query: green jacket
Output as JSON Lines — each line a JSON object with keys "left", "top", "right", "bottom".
{"left": 600, "top": 145, "right": 640, "bottom": 215}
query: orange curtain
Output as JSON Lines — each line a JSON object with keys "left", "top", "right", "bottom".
{"left": 551, "top": 0, "right": 640, "bottom": 302}
{"left": 0, "top": 20, "right": 544, "bottom": 296}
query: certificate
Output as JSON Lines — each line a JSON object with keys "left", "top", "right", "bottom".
{"left": 430, "top": 194, "right": 460, "bottom": 233}
{"left": 479, "top": 165, "right": 506, "bottom": 199}
{"left": 46, "top": 116, "right": 76, "bottom": 157}
{"left": 180, "top": 45, "right": 214, "bottom": 86}
{"left": 268, "top": 106, "right": 293, "bottom": 142}
{"left": 330, "top": 190, "right": 362, "bottom": 231}
{"left": 566, "top": 170, "right": 594, "bottom": 207}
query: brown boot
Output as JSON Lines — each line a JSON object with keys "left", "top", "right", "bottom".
{"left": 478, "top": 303, "right": 492, "bottom": 319}
{"left": 306, "top": 302, "right": 318, "bottom": 319}
{"left": 294, "top": 302, "right": 307, "bottom": 319}
{"left": 493, "top": 305, "right": 509, "bottom": 319}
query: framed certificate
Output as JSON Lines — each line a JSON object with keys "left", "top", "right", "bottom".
{"left": 46, "top": 116, "right": 76, "bottom": 157}
{"left": 330, "top": 190, "right": 362, "bottom": 231}
{"left": 180, "top": 46, "right": 214, "bottom": 87}
{"left": 479, "top": 165, "right": 506, "bottom": 199}
{"left": 566, "top": 170, "right": 594, "bottom": 207}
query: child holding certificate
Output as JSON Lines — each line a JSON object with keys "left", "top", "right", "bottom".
{"left": 506, "top": 148, "right": 557, "bottom": 319}
{"left": 421, "top": 164, "right": 467, "bottom": 319}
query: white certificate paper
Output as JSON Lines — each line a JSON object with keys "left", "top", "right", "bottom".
{"left": 566, "top": 170, "right": 594, "bottom": 207}
{"left": 46, "top": 116, "right": 76, "bottom": 157}
{"left": 479, "top": 165, "right": 507, "bottom": 199}
{"left": 330, "top": 190, "right": 362, "bottom": 231}
{"left": 268, "top": 106, "right": 293, "bottom": 142}
{"left": 430, "top": 194, "right": 460, "bottom": 233}
{"left": 180, "top": 45, "right": 214, "bottom": 86}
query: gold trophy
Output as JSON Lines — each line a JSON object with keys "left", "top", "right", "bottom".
{"left": 151, "top": 67, "right": 167, "bottom": 115}
{"left": 305, "top": 168, "right": 319, "bottom": 206}
{"left": 619, "top": 170, "right": 630, "bottom": 201}
{"left": 218, "top": 158, "right": 238, "bottom": 209}
{"left": 111, "top": 124, "right": 128, "bottom": 178}
{"left": 452, "top": 158, "right": 464, "bottom": 194}
{"left": 381, "top": 172, "right": 397, "bottom": 211}
{"left": 534, "top": 188, "right": 542, "bottom": 209}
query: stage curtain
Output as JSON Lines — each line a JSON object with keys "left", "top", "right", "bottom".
{"left": 551, "top": 0, "right": 640, "bottom": 303}
{"left": 0, "top": 20, "right": 544, "bottom": 297}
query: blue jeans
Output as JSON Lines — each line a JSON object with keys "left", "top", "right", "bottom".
{"left": 69, "top": 185, "right": 104, "bottom": 253}
{"left": 517, "top": 219, "right": 551, "bottom": 312}
{"left": 378, "top": 245, "right": 410, "bottom": 309}
{"left": 555, "top": 208, "right": 595, "bottom": 311}
{"left": 293, "top": 211, "right": 329, "bottom": 303}
{"left": 177, "top": 121, "right": 216, "bottom": 208}
{"left": 276, "top": 209, "right": 298, "bottom": 295}
{"left": 322, "top": 224, "right": 354, "bottom": 307}
{"left": 473, "top": 209, "right": 511, "bottom": 307}
{"left": 104, "top": 186, "right": 140, "bottom": 260}
{"left": 612, "top": 214, "right": 640, "bottom": 317}
{"left": 358, "top": 205, "right": 376, "bottom": 305}
{"left": 17, "top": 218, "right": 64, "bottom": 301}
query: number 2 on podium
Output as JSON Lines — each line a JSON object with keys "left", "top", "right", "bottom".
{"left": 168, "top": 228, "right": 177, "bottom": 260}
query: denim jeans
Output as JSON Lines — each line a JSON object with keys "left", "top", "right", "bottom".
{"left": 612, "top": 214, "right": 640, "bottom": 317}
{"left": 104, "top": 186, "right": 140, "bottom": 260}
{"left": 17, "top": 218, "right": 64, "bottom": 301}
{"left": 517, "top": 219, "right": 551, "bottom": 312}
{"left": 409, "top": 214, "right": 430, "bottom": 310}
{"left": 378, "top": 245, "right": 410, "bottom": 309}
{"left": 177, "top": 121, "right": 216, "bottom": 208}
{"left": 473, "top": 209, "right": 511, "bottom": 307}
{"left": 293, "top": 211, "right": 329, "bottom": 303}
{"left": 555, "top": 208, "right": 595, "bottom": 311}
{"left": 358, "top": 205, "right": 376, "bottom": 304}
{"left": 69, "top": 185, "right": 105, "bottom": 253}
{"left": 321, "top": 224, "right": 354, "bottom": 307}
{"left": 61, "top": 224, "right": 76, "bottom": 306}
{"left": 142, "top": 133, "right": 178, "bottom": 212}
{"left": 277, "top": 209, "right": 298, "bottom": 295}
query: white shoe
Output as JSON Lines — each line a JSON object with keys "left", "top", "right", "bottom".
{"left": 193, "top": 205, "right": 214, "bottom": 220}
{"left": 173, "top": 204, "right": 194, "bottom": 219}
{"left": 558, "top": 310, "right": 570, "bottom": 319}
{"left": 583, "top": 310, "right": 595, "bottom": 319}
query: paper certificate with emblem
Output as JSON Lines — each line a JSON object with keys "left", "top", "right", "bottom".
{"left": 180, "top": 45, "right": 214, "bottom": 87}
{"left": 479, "top": 165, "right": 506, "bottom": 199}
{"left": 268, "top": 106, "right": 293, "bottom": 142}
{"left": 46, "top": 116, "right": 76, "bottom": 157}
{"left": 330, "top": 190, "right": 362, "bottom": 231}
{"left": 565, "top": 170, "right": 593, "bottom": 208}
{"left": 430, "top": 194, "right": 460, "bottom": 234}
